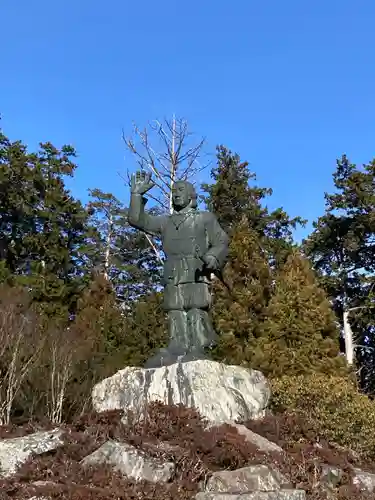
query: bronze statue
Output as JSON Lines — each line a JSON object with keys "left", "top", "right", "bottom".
{"left": 128, "top": 171, "right": 229, "bottom": 368}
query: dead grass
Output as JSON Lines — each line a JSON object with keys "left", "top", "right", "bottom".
{"left": 0, "top": 403, "right": 374, "bottom": 499}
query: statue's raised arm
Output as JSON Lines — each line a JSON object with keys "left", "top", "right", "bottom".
{"left": 128, "top": 171, "right": 165, "bottom": 236}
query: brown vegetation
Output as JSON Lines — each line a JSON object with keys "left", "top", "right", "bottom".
{"left": 0, "top": 402, "right": 374, "bottom": 500}
{"left": 0, "top": 280, "right": 166, "bottom": 425}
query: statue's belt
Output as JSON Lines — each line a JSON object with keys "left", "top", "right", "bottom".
{"left": 165, "top": 254, "right": 204, "bottom": 259}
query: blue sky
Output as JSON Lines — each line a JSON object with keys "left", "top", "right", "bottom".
{"left": 1, "top": 0, "right": 375, "bottom": 240}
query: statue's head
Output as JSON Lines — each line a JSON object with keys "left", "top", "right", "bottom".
{"left": 172, "top": 180, "right": 197, "bottom": 211}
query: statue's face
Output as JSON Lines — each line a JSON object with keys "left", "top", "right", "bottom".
{"left": 172, "top": 182, "right": 191, "bottom": 210}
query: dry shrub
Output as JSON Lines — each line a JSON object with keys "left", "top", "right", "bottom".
{"left": 0, "top": 284, "right": 45, "bottom": 425}
{"left": 122, "top": 402, "right": 267, "bottom": 486}
{"left": 6, "top": 276, "right": 126, "bottom": 424}
{"left": 71, "top": 403, "right": 265, "bottom": 478}
{"left": 243, "top": 412, "right": 375, "bottom": 500}
{"left": 0, "top": 418, "right": 55, "bottom": 439}
{"left": 0, "top": 404, "right": 268, "bottom": 499}
{"left": 0, "top": 281, "right": 99, "bottom": 424}
{"left": 1, "top": 462, "right": 195, "bottom": 500}
{"left": 270, "top": 374, "right": 375, "bottom": 460}
{"left": 2, "top": 402, "right": 375, "bottom": 500}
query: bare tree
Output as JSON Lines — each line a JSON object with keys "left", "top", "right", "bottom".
{"left": 122, "top": 116, "right": 209, "bottom": 214}
{"left": 87, "top": 189, "right": 128, "bottom": 280}
{"left": 45, "top": 327, "right": 76, "bottom": 424}
{"left": 343, "top": 305, "right": 375, "bottom": 366}
{"left": 45, "top": 318, "right": 101, "bottom": 423}
{"left": 0, "top": 286, "right": 45, "bottom": 425}
{"left": 122, "top": 116, "right": 209, "bottom": 263}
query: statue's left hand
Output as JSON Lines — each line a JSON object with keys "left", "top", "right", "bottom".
{"left": 202, "top": 254, "right": 218, "bottom": 271}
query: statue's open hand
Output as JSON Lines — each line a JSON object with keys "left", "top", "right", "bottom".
{"left": 131, "top": 171, "right": 155, "bottom": 195}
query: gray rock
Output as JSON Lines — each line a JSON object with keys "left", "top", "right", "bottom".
{"left": 320, "top": 464, "right": 343, "bottom": 489}
{"left": 31, "top": 480, "right": 58, "bottom": 488}
{"left": 233, "top": 424, "right": 283, "bottom": 454}
{"left": 0, "top": 429, "right": 64, "bottom": 478}
{"left": 92, "top": 360, "right": 270, "bottom": 426}
{"left": 353, "top": 468, "right": 375, "bottom": 492}
{"left": 81, "top": 440, "right": 174, "bottom": 483}
{"left": 320, "top": 465, "right": 375, "bottom": 493}
{"left": 195, "top": 490, "right": 306, "bottom": 500}
{"left": 205, "top": 465, "right": 288, "bottom": 493}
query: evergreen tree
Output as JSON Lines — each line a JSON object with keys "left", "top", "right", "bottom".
{"left": 115, "top": 213, "right": 163, "bottom": 300}
{"left": 86, "top": 189, "right": 127, "bottom": 279}
{"left": 62, "top": 272, "right": 126, "bottom": 418}
{"left": 201, "top": 145, "right": 304, "bottom": 268}
{"left": 201, "top": 145, "right": 270, "bottom": 234}
{"left": 304, "top": 155, "right": 375, "bottom": 391}
{"left": 0, "top": 128, "right": 91, "bottom": 315}
{"left": 211, "top": 219, "right": 272, "bottom": 365}
{"left": 249, "top": 251, "right": 347, "bottom": 378}
{"left": 203, "top": 146, "right": 306, "bottom": 366}
{"left": 119, "top": 292, "right": 167, "bottom": 367}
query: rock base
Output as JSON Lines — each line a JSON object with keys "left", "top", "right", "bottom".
{"left": 92, "top": 359, "right": 271, "bottom": 425}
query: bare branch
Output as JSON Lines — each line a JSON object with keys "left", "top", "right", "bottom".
{"left": 123, "top": 116, "right": 207, "bottom": 198}
{"left": 122, "top": 129, "right": 171, "bottom": 198}
{"left": 145, "top": 234, "right": 164, "bottom": 265}
{"left": 0, "top": 289, "right": 45, "bottom": 425}
{"left": 122, "top": 115, "right": 208, "bottom": 253}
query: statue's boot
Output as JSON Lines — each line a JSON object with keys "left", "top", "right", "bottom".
{"left": 144, "top": 310, "right": 188, "bottom": 369}
{"left": 144, "top": 308, "right": 219, "bottom": 368}
{"left": 143, "top": 348, "right": 178, "bottom": 369}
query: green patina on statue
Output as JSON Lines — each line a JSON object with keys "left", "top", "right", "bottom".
{"left": 128, "top": 171, "right": 229, "bottom": 368}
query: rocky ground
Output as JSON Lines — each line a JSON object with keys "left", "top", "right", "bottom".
{"left": 0, "top": 402, "right": 375, "bottom": 500}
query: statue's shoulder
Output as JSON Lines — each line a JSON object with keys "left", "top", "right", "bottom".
{"left": 158, "top": 213, "right": 170, "bottom": 229}
{"left": 199, "top": 210, "right": 217, "bottom": 221}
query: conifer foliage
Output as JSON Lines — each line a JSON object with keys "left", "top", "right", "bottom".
{"left": 0, "top": 129, "right": 91, "bottom": 315}
{"left": 211, "top": 220, "right": 272, "bottom": 365}
{"left": 201, "top": 145, "right": 304, "bottom": 267}
{"left": 304, "top": 155, "right": 375, "bottom": 391}
{"left": 249, "top": 251, "right": 346, "bottom": 377}
{"left": 205, "top": 146, "right": 343, "bottom": 375}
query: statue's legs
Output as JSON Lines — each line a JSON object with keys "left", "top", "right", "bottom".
{"left": 183, "top": 282, "right": 218, "bottom": 361}
{"left": 144, "top": 287, "right": 188, "bottom": 368}
{"left": 167, "top": 309, "right": 189, "bottom": 354}
{"left": 186, "top": 308, "right": 218, "bottom": 353}
{"left": 144, "top": 282, "right": 218, "bottom": 368}
{"left": 166, "top": 283, "right": 216, "bottom": 352}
